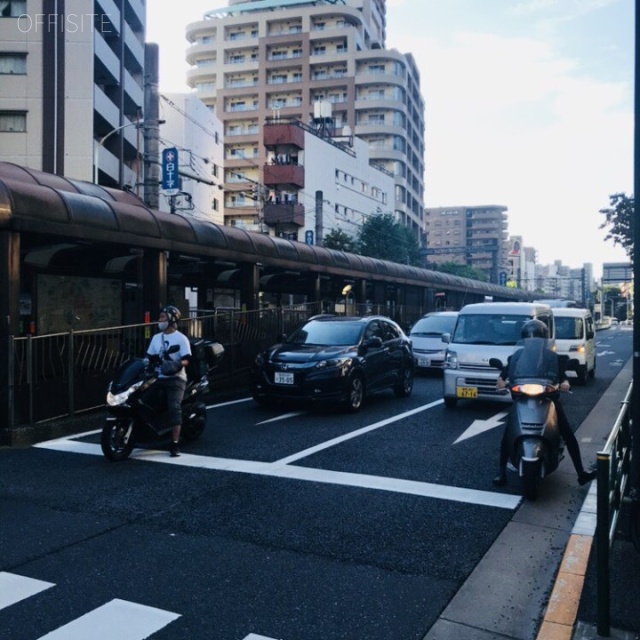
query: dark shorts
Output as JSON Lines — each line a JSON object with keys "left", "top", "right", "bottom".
{"left": 155, "top": 377, "right": 186, "bottom": 427}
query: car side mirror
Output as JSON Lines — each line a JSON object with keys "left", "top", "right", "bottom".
{"left": 441, "top": 332, "right": 451, "bottom": 344}
{"left": 363, "top": 336, "right": 383, "bottom": 349}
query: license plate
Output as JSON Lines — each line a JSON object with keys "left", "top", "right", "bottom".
{"left": 457, "top": 386, "right": 478, "bottom": 398}
{"left": 274, "top": 371, "right": 294, "bottom": 385}
{"left": 417, "top": 357, "right": 430, "bottom": 367}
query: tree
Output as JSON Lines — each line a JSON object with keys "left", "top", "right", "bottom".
{"left": 357, "top": 212, "right": 422, "bottom": 266}
{"left": 599, "top": 193, "right": 634, "bottom": 258}
{"left": 322, "top": 228, "right": 357, "bottom": 253}
{"left": 429, "top": 261, "right": 488, "bottom": 282}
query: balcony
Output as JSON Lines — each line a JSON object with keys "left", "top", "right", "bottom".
{"left": 263, "top": 163, "right": 305, "bottom": 188}
{"left": 263, "top": 123, "right": 305, "bottom": 149}
{"left": 263, "top": 203, "right": 305, "bottom": 227}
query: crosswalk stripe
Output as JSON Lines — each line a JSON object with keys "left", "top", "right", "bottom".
{"left": 244, "top": 635, "right": 281, "bottom": 640}
{"left": 0, "top": 572, "right": 54, "bottom": 610}
{"left": 37, "top": 599, "right": 180, "bottom": 639}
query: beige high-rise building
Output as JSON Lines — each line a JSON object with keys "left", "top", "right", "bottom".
{"left": 424, "top": 205, "right": 509, "bottom": 284}
{"left": 185, "top": 0, "right": 425, "bottom": 239}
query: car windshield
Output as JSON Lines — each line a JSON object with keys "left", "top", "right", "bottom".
{"left": 452, "top": 314, "right": 530, "bottom": 345}
{"left": 410, "top": 315, "right": 457, "bottom": 336}
{"left": 555, "top": 317, "right": 583, "bottom": 340}
{"left": 286, "top": 320, "right": 364, "bottom": 346}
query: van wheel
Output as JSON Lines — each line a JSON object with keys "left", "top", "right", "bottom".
{"left": 444, "top": 397, "right": 457, "bottom": 409}
{"left": 576, "top": 365, "right": 588, "bottom": 386}
{"left": 589, "top": 360, "right": 596, "bottom": 379}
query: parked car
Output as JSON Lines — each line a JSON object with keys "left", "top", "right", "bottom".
{"left": 252, "top": 315, "right": 414, "bottom": 412}
{"left": 409, "top": 311, "right": 459, "bottom": 371}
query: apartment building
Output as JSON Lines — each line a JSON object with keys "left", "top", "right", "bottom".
{"left": 185, "top": 0, "right": 425, "bottom": 240}
{"left": 0, "top": 0, "right": 145, "bottom": 188}
{"left": 424, "top": 205, "right": 509, "bottom": 284}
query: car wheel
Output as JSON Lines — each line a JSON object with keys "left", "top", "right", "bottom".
{"left": 344, "top": 373, "right": 364, "bottom": 413}
{"left": 589, "top": 359, "right": 596, "bottom": 379}
{"left": 394, "top": 366, "right": 414, "bottom": 397}
{"left": 444, "top": 397, "right": 457, "bottom": 409}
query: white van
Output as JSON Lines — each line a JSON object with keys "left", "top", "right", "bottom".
{"left": 442, "top": 302, "right": 555, "bottom": 408}
{"left": 552, "top": 307, "right": 596, "bottom": 384}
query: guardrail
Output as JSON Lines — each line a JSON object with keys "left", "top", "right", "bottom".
{"left": 596, "top": 380, "right": 633, "bottom": 636}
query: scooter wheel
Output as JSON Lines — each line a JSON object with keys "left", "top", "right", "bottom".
{"left": 101, "top": 418, "right": 135, "bottom": 462}
{"left": 522, "top": 461, "right": 540, "bottom": 500}
{"left": 181, "top": 402, "right": 207, "bottom": 443}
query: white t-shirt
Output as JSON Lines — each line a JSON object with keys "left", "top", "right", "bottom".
{"left": 146, "top": 330, "right": 192, "bottom": 381}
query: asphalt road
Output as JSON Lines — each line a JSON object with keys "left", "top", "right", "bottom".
{"left": 0, "top": 325, "right": 632, "bottom": 640}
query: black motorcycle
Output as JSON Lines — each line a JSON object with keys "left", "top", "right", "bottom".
{"left": 101, "top": 338, "right": 224, "bottom": 461}
{"left": 490, "top": 345, "right": 578, "bottom": 500}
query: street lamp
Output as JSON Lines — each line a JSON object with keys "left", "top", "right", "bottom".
{"left": 93, "top": 120, "right": 146, "bottom": 185}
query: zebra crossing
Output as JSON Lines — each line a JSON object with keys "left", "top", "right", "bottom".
{"left": 0, "top": 572, "right": 279, "bottom": 640}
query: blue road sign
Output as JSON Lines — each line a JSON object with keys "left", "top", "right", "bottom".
{"left": 305, "top": 230, "right": 314, "bottom": 245}
{"left": 499, "top": 271, "right": 507, "bottom": 286}
{"left": 162, "top": 147, "right": 179, "bottom": 195}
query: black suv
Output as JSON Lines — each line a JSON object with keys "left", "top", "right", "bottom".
{"left": 252, "top": 315, "right": 414, "bottom": 412}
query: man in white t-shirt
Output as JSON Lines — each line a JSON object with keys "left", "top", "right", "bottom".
{"left": 146, "top": 306, "right": 192, "bottom": 457}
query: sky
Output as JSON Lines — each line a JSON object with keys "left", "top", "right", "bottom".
{"left": 146, "top": 0, "right": 635, "bottom": 279}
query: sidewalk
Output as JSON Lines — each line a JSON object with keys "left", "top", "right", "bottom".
{"left": 425, "top": 357, "right": 638, "bottom": 640}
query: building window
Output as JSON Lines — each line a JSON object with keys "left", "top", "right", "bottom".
{"left": 0, "top": 52, "right": 26, "bottom": 74}
{"left": 0, "top": 1, "right": 26, "bottom": 17}
{"left": 0, "top": 110, "right": 26, "bottom": 132}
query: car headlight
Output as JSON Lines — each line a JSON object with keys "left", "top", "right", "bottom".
{"left": 315, "top": 357, "right": 350, "bottom": 369}
{"left": 569, "top": 344, "right": 585, "bottom": 353}
{"left": 106, "top": 380, "right": 143, "bottom": 406}
{"left": 444, "top": 350, "right": 458, "bottom": 369}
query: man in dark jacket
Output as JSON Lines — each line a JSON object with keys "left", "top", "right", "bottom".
{"left": 493, "top": 319, "right": 597, "bottom": 487}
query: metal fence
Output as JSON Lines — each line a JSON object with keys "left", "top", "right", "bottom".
{"left": 595, "top": 380, "right": 633, "bottom": 637}
{"left": 9, "top": 301, "right": 424, "bottom": 428}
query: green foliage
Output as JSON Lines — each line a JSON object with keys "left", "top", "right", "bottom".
{"left": 357, "top": 212, "right": 422, "bottom": 266}
{"left": 323, "top": 228, "right": 357, "bottom": 253}
{"left": 599, "top": 193, "right": 634, "bottom": 258}
{"left": 428, "top": 261, "right": 488, "bottom": 282}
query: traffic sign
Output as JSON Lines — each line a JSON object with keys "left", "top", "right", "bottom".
{"left": 305, "top": 230, "right": 314, "bottom": 245}
{"left": 162, "top": 147, "right": 179, "bottom": 195}
{"left": 499, "top": 272, "right": 507, "bottom": 286}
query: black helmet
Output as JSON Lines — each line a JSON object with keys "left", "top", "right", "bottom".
{"left": 161, "top": 305, "right": 181, "bottom": 326}
{"left": 520, "top": 319, "right": 549, "bottom": 340}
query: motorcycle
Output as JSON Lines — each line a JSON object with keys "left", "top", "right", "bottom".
{"left": 101, "top": 338, "right": 224, "bottom": 461}
{"left": 489, "top": 343, "right": 579, "bottom": 500}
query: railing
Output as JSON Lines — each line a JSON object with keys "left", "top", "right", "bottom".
{"left": 596, "top": 380, "right": 633, "bottom": 636}
{"left": 8, "top": 302, "right": 424, "bottom": 430}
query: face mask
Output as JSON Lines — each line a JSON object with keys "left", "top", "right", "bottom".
{"left": 158, "top": 321, "right": 169, "bottom": 331}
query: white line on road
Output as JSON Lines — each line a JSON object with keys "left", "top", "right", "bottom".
{"left": 0, "top": 572, "right": 54, "bottom": 610}
{"left": 37, "top": 599, "right": 180, "bottom": 640}
{"left": 256, "top": 411, "right": 306, "bottom": 425}
{"left": 243, "top": 635, "right": 281, "bottom": 640}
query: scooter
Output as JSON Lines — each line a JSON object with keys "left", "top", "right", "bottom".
{"left": 101, "top": 338, "right": 224, "bottom": 461}
{"left": 489, "top": 352, "right": 579, "bottom": 500}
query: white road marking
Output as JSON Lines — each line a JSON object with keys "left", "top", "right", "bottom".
{"left": 37, "top": 599, "right": 180, "bottom": 640}
{"left": 0, "top": 572, "right": 54, "bottom": 610}
{"left": 273, "top": 399, "right": 444, "bottom": 465}
{"left": 206, "top": 397, "right": 252, "bottom": 409}
{"left": 256, "top": 411, "right": 305, "bottom": 425}
{"left": 244, "top": 635, "right": 281, "bottom": 640}
{"left": 454, "top": 411, "right": 508, "bottom": 444}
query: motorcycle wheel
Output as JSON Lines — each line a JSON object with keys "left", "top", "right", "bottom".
{"left": 181, "top": 402, "right": 207, "bottom": 443}
{"left": 521, "top": 461, "right": 540, "bottom": 500}
{"left": 101, "top": 418, "right": 135, "bottom": 462}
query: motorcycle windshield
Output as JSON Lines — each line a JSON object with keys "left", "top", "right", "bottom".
{"left": 508, "top": 338, "right": 559, "bottom": 384}
{"left": 110, "top": 358, "right": 146, "bottom": 394}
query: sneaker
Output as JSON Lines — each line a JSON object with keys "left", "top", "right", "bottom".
{"left": 492, "top": 470, "right": 507, "bottom": 487}
{"left": 169, "top": 442, "right": 181, "bottom": 457}
{"left": 578, "top": 470, "right": 597, "bottom": 486}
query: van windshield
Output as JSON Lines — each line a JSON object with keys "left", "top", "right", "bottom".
{"left": 555, "top": 317, "right": 583, "bottom": 340}
{"left": 452, "top": 314, "right": 530, "bottom": 345}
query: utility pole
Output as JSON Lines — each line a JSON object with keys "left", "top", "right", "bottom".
{"left": 144, "top": 44, "right": 161, "bottom": 209}
{"left": 315, "top": 190, "right": 323, "bottom": 247}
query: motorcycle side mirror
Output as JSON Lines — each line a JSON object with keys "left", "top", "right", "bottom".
{"left": 489, "top": 357, "right": 503, "bottom": 369}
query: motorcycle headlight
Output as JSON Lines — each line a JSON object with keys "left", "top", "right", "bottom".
{"left": 444, "top": 350, "right": 458, "bottom": 369}
{"left": 315, "top": 357, "right": 350, "bottom": 369}
{"left": 512, "top": 383, "right": 545, "bottom": 396}
{"left": 106, "top": 380, "right": 144, "bottom": 406}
